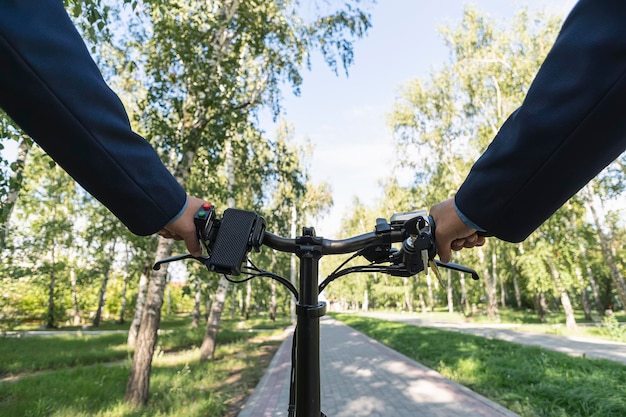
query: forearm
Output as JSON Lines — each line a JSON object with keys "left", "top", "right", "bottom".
{"left": 455, "top": 0, "right": 626, "bottom": 242}
{"left": 0, "top": 1, "right": 186, "bottom": 235}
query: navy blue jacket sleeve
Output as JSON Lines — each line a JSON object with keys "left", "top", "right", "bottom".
{"left": 455, "top": 0, "right": 626, "bottom": 242}
{"left": 0, "top": 0, "right": 186, "bottom": 236}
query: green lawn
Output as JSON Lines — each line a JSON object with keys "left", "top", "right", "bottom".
{"left": 4, "top": 309, "right": 625, "bottom": 417}
{"left": 334, "top": 313, "right": 626, "bottom": 417}
{"left": 0, "top": 314, "right": 289, "bottom": 417}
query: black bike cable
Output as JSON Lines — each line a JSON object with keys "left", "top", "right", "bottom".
{"left": 287, "top": 326, "right": 297, "bottom": 417}
{"left": 232, "top": 267, "right": 299, "bottom": 299}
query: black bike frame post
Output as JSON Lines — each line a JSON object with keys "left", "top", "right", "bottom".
{"left": 295, "top": 227, "right": 326, "bottom": 417}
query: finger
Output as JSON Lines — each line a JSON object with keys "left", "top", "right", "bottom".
{"left": 158, "top": 229, "right": 174, "bottom": 239}
{"left": 451, "top": 239, "right": 465, "bottom": 251}
{"left": 437, "top": 240, "right": 453, "bottom": 264}
{"left": 462, "top": 234, "right": 487, "bottom": 248}
{"left": 185, "top": 236, "right": 203, "bottom": 257}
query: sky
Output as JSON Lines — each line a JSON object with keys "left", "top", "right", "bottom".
{"left": 259, "top": 0, "right": 578, "bottom": 236}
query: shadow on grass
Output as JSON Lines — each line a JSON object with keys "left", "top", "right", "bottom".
{"left": 336, "top": 313, "right": 626, "bottom": 417}
{"left": 0, "top": 332, "right": 130, "bottom": 377}
{"left": 0, "top": 331, "right": 283, "bottom": 417}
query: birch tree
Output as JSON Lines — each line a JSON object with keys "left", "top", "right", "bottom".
{"left": 100, "top": 0, "right": 373, "bottom": 405}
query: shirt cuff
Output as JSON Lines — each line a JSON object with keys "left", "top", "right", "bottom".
{"left": 454, "top": 202, "right": 486, "bottom": 232}
{"left": 166, "top": 195, "right": 188, "bottom": 225}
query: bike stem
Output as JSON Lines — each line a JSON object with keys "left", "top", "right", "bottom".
{"left": 294, "top": 227, "right": 327, "bottom": 417}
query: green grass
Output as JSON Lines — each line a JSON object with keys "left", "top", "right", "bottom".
{"left": 0, "top": 314, "right": 289, "bottom": 416}
{"left": 0, "top": 314, "right": 291, "bottom": 377}
{"left": 334, "top": 313, "right": 626, "bottom": 417}
{"left": 0, "top": 332, "right": 130, "bottom": 377}
{"left": 6, "top": 308, "right": 624, "bottom": 416}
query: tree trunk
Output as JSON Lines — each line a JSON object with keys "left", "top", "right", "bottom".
{"left": 492, "top": 250, "right": 505, "bottom": 310}
{"left": 92, "top": 268, "right": 109, "bottom": 327}
{"left": 244, "top": 280, "right": 252, "bottom": 319}
{"left": 47, "top": 272, "right": 56, "bottom": 328}
{"left": 230, "top": 284, "right": 237, "bottom": 319}
{"left": 513, "top": 243, "right": 525, "bottom": 310}
{"left": 46, "top": 240, "right": 57, "bottom": 329}
{"left": 46, "top": 268, "right": 56, "bottom": 329}
{"left": 575, "top": 265, "right": 592, "bottom": 321}
{"left": 535, "top": 291, "right": 547, "bottom": 323}
{"left": 166, "top": 285, "right": 172, "bottom": 315}
{"left": 546, "top": 257, "right": 577, "bottom": 330}
{"left": 118, "top": 245, "right": 133, "bottom": 324}
{"left": 191, "top": 276, "right": 202, "bottom": 328}
{"left": 128, "top": 264, "right": 150, "bottom": 346}
{"left": 118, "top": 267, "right": 130, "bottom": 325}
{"left": 426, "top": 273, "right": 435, "bottom": 311}
{"left": 200, "top": 276, "right": 229, "bottom": 361}
{"left": 290, "top": 203, "right": 297, "bottom": 323}
{"left": 459, "top": 274, "right": 470, "bottom": 315}
{"left": 125, "top": 238, "right": 175, "bottom": 406}
{"left": 269, "top": 252, "right": 277, "bottom": 321}
{"left": 0, "top": 137, "right": 30, "bottom": 251}
{"left": 199, "top": 138, "right": 237, "bottom": 357}
{"left": 362, "top": 288, "right": 368, "bottom": 312}
{"left": 499, "top": 268, "right": 506, "bottom": 308}
{"left": 418, "top": 292, "right": 427, "bottom": 314}
{"left": 70, "top": 267, "right": 81, "bottom": 326}
{"left": 478, "top": 247, "right": 498, "bottom": 320}
{"left": 584, "top": 188, "right": 626, "bottom": 308}
{"left": 403, "top": 278, "right": 412, "bottom": 313}
{"left": 93, "top": 243, "right": 116, "bottom": 327}
{"left": 270, "top": 277, "right": 277, "bottom": 322}
{"left": 447, "top": 269, "right": 454, "bottom": 314}
{"left": 512, "top": 274, "right": 522, "bottom": 309}
{"left": 205, "top": 294, "right": 213, "bottom": 320}
{"left": 579, "top": 242, "right": 604, "bottom": 314}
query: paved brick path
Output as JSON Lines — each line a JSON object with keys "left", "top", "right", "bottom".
{"left": 238, "top": 317, "right": 519, "bottom": 416}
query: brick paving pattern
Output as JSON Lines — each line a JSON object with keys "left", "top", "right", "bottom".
{"left": 238, "top": 317, "right": 519, "bottom": 416}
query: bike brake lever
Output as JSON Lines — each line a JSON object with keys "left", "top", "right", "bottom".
{"left": 434, "top": 260, "right": 480, "bottom": 280}
{"left": 153, "top": 254, "right": 210, "bottom": 270}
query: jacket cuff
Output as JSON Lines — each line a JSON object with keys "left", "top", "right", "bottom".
{"left": 454, "top": 200, "right": 486, "bottom": 232}
{"left": 166, "top": 195, "right": 188, "bottom": 226}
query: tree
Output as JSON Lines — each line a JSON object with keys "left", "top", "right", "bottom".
{"left": 97, "top": 0, "right": 374, "bottom": 405}
{"left": 582, "top": 183, "right": 626, "bottom": 311}
{"left": 386, "top": 7, "right": 565, "bottom": 316}
{"left": 83, "top": 202, "right": 127, "bottom": 327}
{"left": 0, "top": 132, "right": 31, "bottom": 252}
{"left": 9, "top": 149, "right": 79, "bottom": 327}
{"left": 127, "top": 263, "right": 152, "bottom": 346}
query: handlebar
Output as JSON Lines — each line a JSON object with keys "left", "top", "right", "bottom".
{"left": 153, "top": 206, "right": 479, "bottom": 295}
{"left": 262, "top": 229, "right": 404, "bottom": 254}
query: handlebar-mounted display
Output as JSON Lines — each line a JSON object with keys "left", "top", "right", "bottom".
{"left": 194, "top": 206, "right": 265, "bottom": 275}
